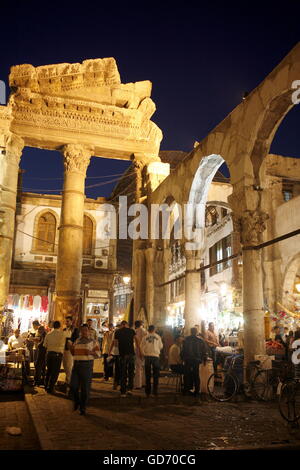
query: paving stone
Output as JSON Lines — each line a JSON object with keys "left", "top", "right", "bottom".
{"left": 23, "top": 377, "right": 300, "bottom": 450}
{"left": 0, "top": 398, "right": 40, "bottom": 450}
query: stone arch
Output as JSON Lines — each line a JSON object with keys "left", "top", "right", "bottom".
{"left": 185, "top": 154, "right": 226, "bottom": 249}
{"left": 252, "top": 90, "right": 295, "bottom": 182}
{"left": 32, "top": 208, "right": 59, "bottom": 254}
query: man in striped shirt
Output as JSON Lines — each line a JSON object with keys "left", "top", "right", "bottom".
{"left": 70, "top": 324, "right": 101, "bottom": 415}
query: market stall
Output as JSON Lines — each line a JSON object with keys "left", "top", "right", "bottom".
{"left": 2, "top": 292, "right": 50, "bottom": 337}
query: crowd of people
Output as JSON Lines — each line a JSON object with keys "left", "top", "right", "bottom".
{"left": 269, "top": 325, "right": 300, "bottom": 360}
{"left": 7, "top": 316, "right": 299, "bottom": 416}
{"left": 4, "top": 317, "right": 223, "bottom": 413}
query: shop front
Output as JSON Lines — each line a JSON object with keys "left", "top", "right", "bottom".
{"left": 84, "top": 289, "right": 109, "bottom": 331}
{"left": 199, "top": 284, "right": 243, "bottom": 345}
{"left": 2, "top": 286, "right": 50, "bottom": 338}
{"left": 166, "top": 301, "right": 185, "bottom": 328}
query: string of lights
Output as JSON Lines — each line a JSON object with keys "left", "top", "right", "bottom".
{"left": 22, "top": 171, "right": 137, "bottom": 193}
{"left": 23, "top": 171, "right": 130, "bottom": 181}
{"left": 16, "top": 229, "right": 113, "bottom": 252}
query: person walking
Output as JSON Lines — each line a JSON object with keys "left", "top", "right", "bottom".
{"left": 70, "top": 324, "right": 101, "bottom": 415}
{"left": 134, "top": 320, "right": 147, "bottom": 389}
{"left": 63, "top": 316, "right": 79, "bottom": 386}
{"left": 99, "top": 321, "right": 109, "bottom": 353}
{"left": 44, "top": 321, "right": 66, "bottom": 394}
{"left": 140, "top": 325, "right": 163, "bottom": 397}
{"left": 102, "top": 323, "right": 115, "bottom": 381}
{"left": 181, "top": 327, "right": 207, "bottom": 397}
{"left": 34, "top": 326, "right": 47, "bottom": 386}
{"left": 26, "top": 320, "right": 40, "bottom": 364}
{"left": 113, "top": 320, "right": 140, "bottom": 397}
{"left": 109, "top": 323, "right": 121, "bottom": 390}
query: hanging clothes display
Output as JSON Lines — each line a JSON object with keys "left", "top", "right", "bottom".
{"left": 13, "top": 294, "right": 20, "bottom": 308}
{"left": 23, "top": 295, "right": 29, "bottom": 309}
{"left": 3, "top": 292, "right": 50, "bottom": 337}
{"left": 33, "top": 295, "right": 41, "bottom": 311}
{"left": 28, "top": 295, "right": 34, "bottom": 310}
{"left": 40, "top": 296, "right": 48, "bottom": 313}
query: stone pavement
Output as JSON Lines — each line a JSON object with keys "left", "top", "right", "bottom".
{"left": 24, "top": 376, "right": 300, "bottom": 451}
{"left": 0, "top": 394, "right": 40, "bottom": 450}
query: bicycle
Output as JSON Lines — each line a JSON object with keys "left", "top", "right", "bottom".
{"left": 207, "top": 356, "right": 262, "bottom": 402}
{"left": 252, "top": 360, "right": 293, "bottom": 402}
{"left": 278, "top": 352, "right": 300, "bottom": 423}
{"left": 278, "top": 378, "right": 300, "bottom": 423}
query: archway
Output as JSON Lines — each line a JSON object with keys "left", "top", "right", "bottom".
{"left": 183, "top": 154, "right": 235, "bottom": 332}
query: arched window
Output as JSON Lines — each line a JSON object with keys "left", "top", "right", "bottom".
{"left": 35, "top": 212, "right": 56, "bottom": 252}
{"left": 83, "top": 215, "right": 93, "bottom": 256}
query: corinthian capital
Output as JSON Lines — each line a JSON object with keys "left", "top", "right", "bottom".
{"left": 62, "top": 144, "right": 94, "bottom": 175}
{"left": 240, "top": 210, "right": 269, "bottom": 246}
{"left": 4, "top": 133, "right": 24, "bottom": 166}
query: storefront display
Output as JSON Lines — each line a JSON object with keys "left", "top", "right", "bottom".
{"left": 3, "top": 293, "right": 50, "bottom": 336}
{"left": 85, "top": 289, "right": 109, "bottom": 331}
{"left": 166, "top": 301, "right": 185, "bottom": 328}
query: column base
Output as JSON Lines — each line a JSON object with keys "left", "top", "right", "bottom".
{"left": 53, "top": 296, "right": 82, "bottom": 327}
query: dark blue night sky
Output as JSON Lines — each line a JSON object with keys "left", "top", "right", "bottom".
{"left": 1, "top": 2, "right": 299, "bottom": 197}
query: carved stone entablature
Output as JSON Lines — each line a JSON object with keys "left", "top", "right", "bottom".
{"left": 9, "top": 59, "right": 154, "bottom": 114}
{"left": 4, "top": 58, "right": 162, "bottom": 159}
{"left": 240, "top": 210, "right": 269, "bottom": 246}
{"left": 10, "top": 92, "right": 161, "bottom": 137}
{"left": 62, "top": 144, "right": 93, "bottom": 175}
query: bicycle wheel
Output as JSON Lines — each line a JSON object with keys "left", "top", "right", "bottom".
{"left": 207, "top": 370, "right": 238, "bottom": 402}
{"left": 279, "top": 380, "right": 300, "bottom": 423}
{"left": 252, "top": 369, "right": 279, "bottom": 401}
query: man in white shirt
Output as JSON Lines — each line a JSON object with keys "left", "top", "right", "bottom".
{"left": 140, "top": 325, "right": 163, "bottom": 397}
{"left": 44, "top": 321, "right": 66, "bottom": 394}
{"left": 168, "top": 336, "right": 184, "bottom": 374}
{"left": 8, "top": 329, "right": 25, "bottom": 350}
{"left": 134, "top": 320, "right": 147, "bottom": 389}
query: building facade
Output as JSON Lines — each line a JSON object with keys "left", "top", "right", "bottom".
{"left": 5, "top": 191, "right": 116, "bottom": 333}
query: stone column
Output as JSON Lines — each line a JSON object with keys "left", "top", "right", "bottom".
{"left": 260, "top": 175, "right": 283, "bottom": 314}
{"left": 184, "top": 248, "right": 201, "bottom": 333}
{"left": 240, "top": 210, "right": 269, "bottom": 363}
{"left": 0, "top": 134, "right": 24, "bottom": 314}
{"left": 54, "top": 144, "right": 93, "bottom": 324}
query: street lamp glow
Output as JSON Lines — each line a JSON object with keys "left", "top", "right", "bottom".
{"left": 123, "top": 276, "right": 131, "bottom": 285}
